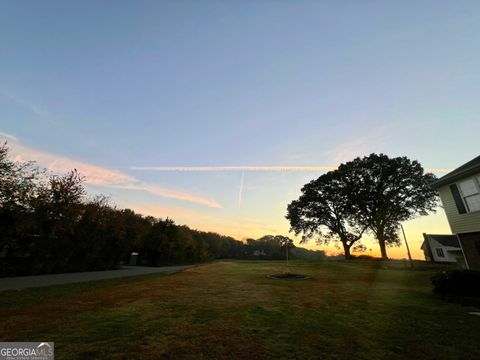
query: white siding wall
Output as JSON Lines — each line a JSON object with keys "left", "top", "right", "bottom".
{"left": 438, "top": 179, "right": 480, "bottom": 234}
{"left": 428, "top": 238, "right": 459, "bottom": 263}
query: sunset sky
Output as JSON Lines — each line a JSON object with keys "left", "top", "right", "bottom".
{"left": 1, "top": 1, "right": 480, "bottom": 259}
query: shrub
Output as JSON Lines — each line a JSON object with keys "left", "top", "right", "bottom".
{"left": 431, "top": 270, "right": 480, "bottom": 303}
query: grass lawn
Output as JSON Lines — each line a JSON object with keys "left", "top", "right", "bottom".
{"left": 0, "top": 260, "right": 479, "bottom": 359}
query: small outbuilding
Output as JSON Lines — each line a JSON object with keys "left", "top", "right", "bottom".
{"left": 421, "top": 233, "right": 467, "bottom": 268}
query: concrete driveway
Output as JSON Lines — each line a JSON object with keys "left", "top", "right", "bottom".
{"left": 0, "top": 265, "right": 194, "bottom": 291}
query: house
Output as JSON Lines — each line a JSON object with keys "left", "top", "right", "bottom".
{"left": 431, "top": 155, "right": 480, "bottom": 271}
{"left": 421, "top": 233, "right": 467, "bottom": 268}
{"left": 252, "top": 250, "right": 267, "bottom": 257}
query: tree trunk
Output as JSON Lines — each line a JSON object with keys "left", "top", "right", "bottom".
{"left": 342, "top": 241, "right": 352, "bottom": 260}
{"left": 378, "top": 235, "right": 388, "bottom": 260}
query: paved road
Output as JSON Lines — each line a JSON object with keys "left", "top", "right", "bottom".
{"left": 0, "top": 265, "right": 194, "bottom": 291}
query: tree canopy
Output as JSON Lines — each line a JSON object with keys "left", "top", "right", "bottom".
{"left": 338, "top": 153, "right": 438, "bottom": 259}
{"left": 286, "top": 170, "right": 367, "bottom": 259}
{"left": 287, "top": 153, "right": 438, "bottom": 260}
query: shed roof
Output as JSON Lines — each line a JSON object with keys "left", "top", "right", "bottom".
{"left": 424, "top": 234, "right": 460, "bottom": 248}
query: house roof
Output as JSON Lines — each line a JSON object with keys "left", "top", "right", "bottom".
{"left": 424, "top": 234, "right": 460, "bottom": 248}
{"left": 432, "top": 155, "right": 480, "bottom": 188}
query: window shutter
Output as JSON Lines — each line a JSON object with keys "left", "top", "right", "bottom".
{"left": 450, "top": 184, "right": 467, "bottom": 214}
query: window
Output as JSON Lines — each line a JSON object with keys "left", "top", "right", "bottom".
{"left": 458, "top": 177, "right": 480, "bottom": 213}
{"left": 436, "top": 248, "right": 445, "bottom": 257}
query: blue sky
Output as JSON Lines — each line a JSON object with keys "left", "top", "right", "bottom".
{"left": 1, "top": 1, "right": 479, "bottom": 258}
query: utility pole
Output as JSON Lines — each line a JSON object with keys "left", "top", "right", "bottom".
{"left": 400, "top": 224, "right": 413, "bottom": 268}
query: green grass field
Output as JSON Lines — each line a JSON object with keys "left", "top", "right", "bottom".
{"left": 1, "top": 261, "right": 479, "bottom": 359}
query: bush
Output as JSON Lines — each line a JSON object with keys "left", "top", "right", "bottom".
{"left": 431, "top": 270, "right": 480, "bottom": 304}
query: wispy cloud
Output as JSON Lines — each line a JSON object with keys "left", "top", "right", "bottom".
{"left": 113, "top": 183, "right": 221, "bottom": 208}
{"left": 11, "top": 145, "right": 135, "bottom": 186}
{"left": 330, "top": 137, "right": 373, "bottom": 164}
{"left": 0, "top": 133, "right": 222, "bottom": 208}
{"left": 0, "top": 131, "right": 17, "bottom": 141}
{"left": 1, "top": 88, "right": 52, "bottom": 119}
{"left": 130, "top": 165, "right": 451, "bottom": 173}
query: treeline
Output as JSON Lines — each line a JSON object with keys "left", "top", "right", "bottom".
{"left": 0, "top": 143, "right": 324, "bottom": 276}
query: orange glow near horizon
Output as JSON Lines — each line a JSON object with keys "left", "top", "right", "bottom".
{"left": 126, "top": 198, "right": 451, "bottom": 261}
{"left": 292, "top": 209, "right": 451, "bottom": 260}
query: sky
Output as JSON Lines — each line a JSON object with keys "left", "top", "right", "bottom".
{"left": 1, "top": 1, "right": 480, "bottom": 259}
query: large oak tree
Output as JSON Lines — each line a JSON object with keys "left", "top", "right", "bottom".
{"left": 338, "top": 154, "right": 438, "bottom": 259}
{"left": 286, "top": 170, "right": 367, "bottom": 260}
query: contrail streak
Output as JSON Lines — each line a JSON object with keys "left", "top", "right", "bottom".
{"left": 131, "top": 166, "right": 338, "bottom": 172}
{"left": 237, "top": 172, "right": 245, "bottom": 239}
{"left": 238, "top": 172, "right": 245, "bottom": 209}
{"left": 130, "top": 165, "right": 452, "bottom": 173}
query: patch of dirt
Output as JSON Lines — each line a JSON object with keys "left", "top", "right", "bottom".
{"left": 267, "top": 273, "right": 310, "bottom": 280}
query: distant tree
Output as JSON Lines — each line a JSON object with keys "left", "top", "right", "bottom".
{"left": 172, "top": 225, "right": 197, "bottom": 264}
{"left": 0, "top": 142, "right": 45, "bottom": 274}
{"left": 277, "top": 235, "right": 294, "bottom": 266}
{"left": 338, "top": 154, "right": 438, "bottom": 259}
{"left": 72, "top": 196, "right": 129, "bottom": 271}
{"left": 246, "top": 235, "right": 295, "bottom": 260}
{"left": 141, "top": 218, "right": 178, "bottom": 266}
{"left": 120, "top": 208, "right": 152, "bottom": 263}
{"left": 32, "top": 170, "right": 86, "bottom": 273}
{"left": 0, "top": 142, "right": 44, "bottom": 214}
{"left": 286, "top": 170, "right": 367, "bottom": 260}
{"left": 289, "top": 247, "right": 326, "bottom": 261}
